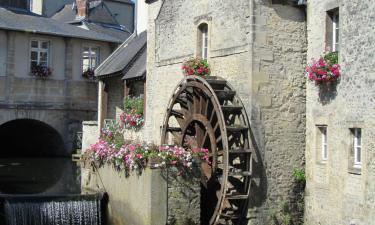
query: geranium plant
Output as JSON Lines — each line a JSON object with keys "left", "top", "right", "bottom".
{"left": 31, "top": 64, "right": 52, "bottom": 78}
{"left": 306, "top": 52, "right": 340, "bottom": 84}
{"left": 182, "top": 58, "right": 211, "bottom": 77}
{"left": 120, "top": 97, "right": 144, "bottom": 130}
{"left": 82, "top": 68, "right": 95, "bottom": 79}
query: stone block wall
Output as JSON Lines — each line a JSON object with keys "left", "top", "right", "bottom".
{"left": 305, "top": 0, "right": 375, "bottom": 225}
{"left": 145, "top": 0, "right": 307, "bottom": 224}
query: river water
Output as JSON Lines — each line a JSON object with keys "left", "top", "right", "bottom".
{"left": 0, "top": 158, "right": 105, "bottom": 225}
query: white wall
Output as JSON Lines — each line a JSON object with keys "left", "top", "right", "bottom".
{"left": 136, "top": 0, "right": 148, "bottom": 34}
{"left": 30, "top": 0, "right": 43, "bottom": 15}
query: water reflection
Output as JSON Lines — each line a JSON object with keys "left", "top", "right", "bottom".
{"left": 0, "top": 158, "right": 81, "bottom": 195}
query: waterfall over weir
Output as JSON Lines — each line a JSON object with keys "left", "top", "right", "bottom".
{"left": 1, "top": 193, "right": 105, "bottom": 225}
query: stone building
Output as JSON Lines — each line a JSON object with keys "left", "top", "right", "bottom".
{"left": 0, "top": 2, "right": 131, "bottom": 157}
{"left": 140, "top": 0, "right": 307, "bottom": 224}
{"left": 304, "top": 0, "right": 375, "bottom": 224}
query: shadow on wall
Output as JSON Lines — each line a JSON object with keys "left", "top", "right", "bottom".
{"left": 248, "top": 127, "right": 268, "bottom": 213}
{"left": 270, "top": 0, "right": 306, "bottom": 22}
{"left": 318, "top": 82, "right": 338, "bottom": 105}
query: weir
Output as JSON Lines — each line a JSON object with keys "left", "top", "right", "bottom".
{"left": 1, "top": 193, "right": 106, "bottom": 225}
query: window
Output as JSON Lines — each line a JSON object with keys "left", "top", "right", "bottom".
{"left": 197, "top": 23, "right": 208, "bottom": 59}
{"left": 326, "top": 9, "right": 339, "bottom": 52}
{"left": 320, "top": 126, "right": 328, "bottom": 161}
{"left": 353, "top": 128, "right": 362, "bottom": 167}
{"left": 82, "top": 46, "right": 99, "bottom": 72}
{"left": 332, "top": 11, "right": 339, "bottom": 52}
{"left": 316, "top": 125, "right": 328, "bottom": 162}
{"left": 30, "top": 40, "right": 49, "bottom": 69}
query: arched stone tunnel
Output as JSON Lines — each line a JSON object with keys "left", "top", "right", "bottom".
{"left": 0, "top": 119, "right": 80, "bottom": 194}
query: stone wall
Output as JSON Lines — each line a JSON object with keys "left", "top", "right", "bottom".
{"left": 145, "top": 0, "right": 307, "bottom": 224}
{"left": 305, "top": 0, "right": 375, "bottom": 225}
{"left": 104, "top": 77, "right": 124, "bottom": 120}
{"left": 82, "top": 165, "right": 201, "bottom": 225}
{"left": 0, "top": 30, "right": 112, "bottom": 154}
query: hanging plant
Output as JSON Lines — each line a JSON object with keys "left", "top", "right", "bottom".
{"left": 182, "top": 58, "right": 211, "bottom": 77}
{"left": 31, "top": 64, "right": 52, "bottom": 78}
{"left": 306, "top": 52, "right": 340, "bottom": 84}
{"left": 82, "top": 68, "right": 95, "bottom": 79}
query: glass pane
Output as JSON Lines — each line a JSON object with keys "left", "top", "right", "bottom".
{"left": 356, "top": 129, "right": 361, "bottom": 145}
{"left": 41, "top": 41, "right": 49, "bottom": 49}
{"left": 40, "top": 52, "right": 48, "bottom": 62}
{"left": 91, "top": 58, "right": 97, "bottom": 68}
{"left": 82, "top": 58, "right": 90, "bottom": 71}
{"left": 39, "top": 61, "right": 47, "bottom": 66}
{"left": 30, "top": 51, "right": 38, "bottom": 60}
{"left": 323, "top": 145, "right": 327, "bottom": 159}
{"left": 31, "top": 41, "right": 38, "bottom": 48}
{"left": 30, "top": 61, "right": 37, "bottom": 68}
{"left": 356, "top": 147, "right": 361, "bottom": 163}
{"left": 91, "top": 48, "right": 98, "bottom": 55}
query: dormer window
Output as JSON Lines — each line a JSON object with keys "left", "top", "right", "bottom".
{"left": 197, "top": 23, "right": 208, "bottom": 59}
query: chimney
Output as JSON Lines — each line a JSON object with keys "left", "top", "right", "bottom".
{"left": 76, "top": 0, "right": 89, "bottom": 18}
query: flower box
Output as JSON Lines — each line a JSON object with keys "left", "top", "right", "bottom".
{"left": 82, "top": 68, "right": 95, "bottom": 79}
{"left": 31, "top": 64, "right": 52, "bottom": 78}
{"left": 182, "top": 58, "right": 211, "bottom": 77}
{"left": 306, "top": 52, "right": 341, "bottom": 84}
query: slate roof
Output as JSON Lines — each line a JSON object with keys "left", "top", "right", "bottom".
{"left": 95, "top": 31, "right": 147, "bottom": 78}
{"left": 84, "top": 22, "right": 131, "bottom": 42}
{"left": 51, "top": 4, "right": 76, "bottom": 23}
{"left": 0, "top": 7, "right": 123, "bottom": 43}
{"left": 122, "top": 46, "right": 146, "bottom": 80}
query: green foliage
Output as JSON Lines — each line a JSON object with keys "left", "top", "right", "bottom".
{"left": 323, "top": 51, "right": 338, "bottom": 65}
{"left": 293, "top": 168, "right": 306, "bottom": 184}
{"left": 124, "top": 97, "right": 144, "bottom": 115}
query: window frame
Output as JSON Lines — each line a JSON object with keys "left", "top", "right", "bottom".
{"left": 353, "top": 128, "right": 362, "bottom": 167}
{"left": 197, "top": 23, "right": 209, "bottom": 60}
{"left": 332, "top": 10, "right": 339, "bottom": 52}
{"left": 320, "top": 126, "right": 328, "bottom": 161}
{"left": 326, "top": 8, "right": 339, "bottom": 52}
{"left": 81, "top": 45, "right": 100, "bottom": 73}
{"left": 30, "top": 39, "right": 50, "bottom": 69}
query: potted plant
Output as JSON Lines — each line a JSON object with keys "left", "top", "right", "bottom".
{"left": 31, "top": 64, "right": 52, "bottom": 78}
{"left": 182, "top": 58, "right": 211, "bottom": 77}
{"left": 82, "top": 68, "right": 95, "bottom": 79}
{"left": 306, "top": 52, "right": 341, "bottom": 84}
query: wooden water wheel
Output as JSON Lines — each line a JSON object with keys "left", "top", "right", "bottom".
{"left": 161, "top": 76, "right": 253, "bottom": 225}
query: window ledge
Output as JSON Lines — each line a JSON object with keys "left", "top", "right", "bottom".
{"left": 348, "top": 166, "right": 361, "bottom": 175}
{"left": 316, "top": 161, "right": 328, "bottom": 166}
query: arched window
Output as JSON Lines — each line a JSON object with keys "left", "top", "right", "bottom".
{"left": 197, "top": 23, "right": 208, "bottom": 59}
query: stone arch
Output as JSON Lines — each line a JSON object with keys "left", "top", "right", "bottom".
{"left": 0, "top": 118, "right": 66, "bottom": 157}
{"left": 0, "top": 118, "right": 81, "bottom": 194}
